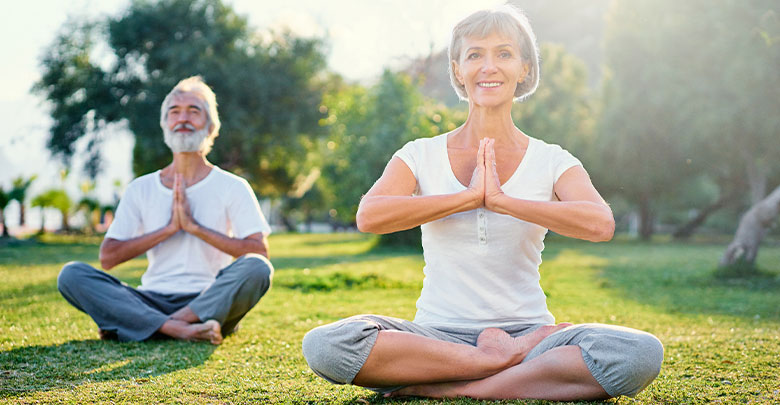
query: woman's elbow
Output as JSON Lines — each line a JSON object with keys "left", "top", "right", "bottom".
{"left": 591, "top": 216, "right": 615, "bottom": 242}
{"left": 355, "top": 209, "right": 378, "bottom": 234}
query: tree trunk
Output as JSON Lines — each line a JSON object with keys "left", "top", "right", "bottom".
{"left": 638, "top": 194, "right": 654, "bottom": 241}
{"left": 279, "top": 213, "right": 296, "bottom": 232}
{"left": 746, "top": 160, "right": 768, "bottom": 205}
{"left": 672, "top": 192, "right": 734, "bottom": 240}
{"left": 0, "top": 209, "right": 8, "bottom": 237}
{"left": 19, "top": 204, "right": 26, "bottom": 227}
{"left": 60, "top": 209, "right": 70, "bottom": 232}
{"left": 719, "top": 184, "right": 780, "bottom": 270}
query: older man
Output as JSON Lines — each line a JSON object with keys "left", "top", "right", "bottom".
{"left": 58, "top": 76, "right": 272, "bottom": 344}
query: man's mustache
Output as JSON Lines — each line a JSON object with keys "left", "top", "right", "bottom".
{"left": 173, "top": 123, "right": 196, "bottom": 132}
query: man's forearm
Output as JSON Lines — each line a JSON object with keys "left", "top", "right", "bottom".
{"left": 188, "top": 224, "right": 268, "bottom": 258}
{"left": 100, "top": 225, "right": 177, "bottom": 270}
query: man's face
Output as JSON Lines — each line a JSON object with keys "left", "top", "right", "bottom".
{"left": 163, "top": 92, "right": 212, "bottom": 153}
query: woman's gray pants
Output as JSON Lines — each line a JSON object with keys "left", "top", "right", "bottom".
{"left": 302, "top": 314, "right": 663, "bottom": 398}
{"left": 58, "top": 254, "right": 273, "bottom": 341}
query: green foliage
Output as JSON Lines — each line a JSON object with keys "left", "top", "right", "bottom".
{"left": 2, "top": 234, "right": 780, "bottom": 402}
{"left": 35, "top": 0, "right": 327, "bottom": 198}
{"left": 318, "top": 71, "right": 465, "bottom": 232}
{"left": 0, "top": 188, "right": 8, "bottom": 210}
{"left": 513, "top": 44, "right": 597, "bottom": 158}
{"left": 31, "top": 189, "right": 73, "bottom": 231}
{"left": 600, "top": 0, "right": 780, "bottom": 239}
{"left": 0, "top": 188, "right": 9, "bottom": 238}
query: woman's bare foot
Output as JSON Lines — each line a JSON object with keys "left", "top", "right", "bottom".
{"left": 388, "top": 381, "right": 468, "bottom": 399}
{"left": 390, "top": 323, "right": 573, "bottom": 399}
{"left": 476, "top": 323, "right": 571, "bottom": 368}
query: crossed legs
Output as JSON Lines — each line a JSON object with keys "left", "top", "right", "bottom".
{"left": 390, "top": 345, "right": 608, "bottom": 400}
{"left": 302, "top": 316, "right": 663, "bottom": 400}
{"left": 58, "top": 254, "right": 272, "bottom": 343}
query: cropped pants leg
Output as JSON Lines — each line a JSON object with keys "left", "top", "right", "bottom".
{"left": 57, "top": 254, "right": 273, "bottom": 341}
{"left": 301, "top": 315, "right": 663, "bottom": 398}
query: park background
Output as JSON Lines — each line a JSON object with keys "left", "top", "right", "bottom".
{"left": 1, "top": 0, "right": 779, "bottom": 403}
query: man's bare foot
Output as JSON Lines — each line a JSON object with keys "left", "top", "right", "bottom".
{"left": 159, "top": 318, "right": 223, "bottom": 344}
{"left": 190, "top": 319, "right": 223, "bottom": 345}
{"left": 476, "top": 323, "right": 571, "bottom": 368}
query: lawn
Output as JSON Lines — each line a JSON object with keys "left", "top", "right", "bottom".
{"left": 1, "top": 233, "right": 779, "bottom": 404}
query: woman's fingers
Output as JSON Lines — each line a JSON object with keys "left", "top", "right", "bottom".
{"left": 477, "top": 138, "right": 486, "bottom": 170}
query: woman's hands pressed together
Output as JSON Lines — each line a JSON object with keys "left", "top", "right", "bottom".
{"left": 466, "top": 137, "right": 506, "bottom": 212}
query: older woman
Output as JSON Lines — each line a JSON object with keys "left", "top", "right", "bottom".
{"left": 302, "top": 5, "right": 663, "bottom": 401}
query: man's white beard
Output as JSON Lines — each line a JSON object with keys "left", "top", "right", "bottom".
{"left": 163, "top": 124, "right": 210, "bottom": 153}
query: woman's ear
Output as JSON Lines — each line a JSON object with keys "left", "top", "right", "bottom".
{"left": 451, "top": 60, "right": 464, "bottom": 86}
{"left": 518, "top": 62, "right": 531, "bottom": 84}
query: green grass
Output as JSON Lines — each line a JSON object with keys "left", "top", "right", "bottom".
{"left": 1, "top": 233, "right": 779, "bottom": 403}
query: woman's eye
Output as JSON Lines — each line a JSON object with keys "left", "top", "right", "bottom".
{"left": 500, "top": 51, "right": 512, "bottom": 58}
{"left": 467, "top": 52, "right": 480, "bottom": 60}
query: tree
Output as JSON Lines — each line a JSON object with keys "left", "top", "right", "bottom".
{"left": 76, "top": 180, "right": 101, "bottom": 234}
{"left": 720, "top": 185, "right": 780, "bottom": 271}
{"left": 318, "top": 71, "right": 464, "bottom": 238}
{"left": 513, "top": 44, "right": 597, "bottom": 163}
{"left": 35, "top": 0, "right": 327, "bottom": 200}
{"left": 9, "top": 176, "right": 36, "bottom": 229}
{"left": 0, "top": 187, "right": 10, "bottom": 238}
{"left": 31, "top": 189, "right": 73, "bottom": 233}
{"left": 601, "top": 1, "right": 780, "bottom": 242}
{"left": 600, "top": 0, "right": 718, "bottom": 240}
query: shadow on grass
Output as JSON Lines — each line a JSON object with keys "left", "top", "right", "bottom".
{"left": 0, "top": 242, "right": 98, "bottom": 267}
{"left": 272, "top": 248, "right": 420, "bottom": 272}
{"left": 0, "top": 339, "right": 215, "bottom": 398}
{"left": 586, "top": 240, "right": 780, "bottom": 321}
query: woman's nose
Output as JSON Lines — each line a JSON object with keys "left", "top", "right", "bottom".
{"left": 481, "top": 56, "right": 498, "bottom": 73}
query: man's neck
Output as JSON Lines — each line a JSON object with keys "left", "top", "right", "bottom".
{"left": 163, "top": 152, "right": 213, "bottom": 187}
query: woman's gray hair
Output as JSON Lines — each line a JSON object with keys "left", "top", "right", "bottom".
{"left": 448, "top": 5, "right": 540, "bottom": 102}
{"left": 159, "top": 76, "right": 221, "bottom": 155}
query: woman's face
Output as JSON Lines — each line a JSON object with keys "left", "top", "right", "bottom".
{"left": 452, "top": 32, "right": 529, "bottom": 107}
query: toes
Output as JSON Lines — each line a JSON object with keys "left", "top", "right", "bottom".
{"left": 194, "top": 320, "right": 223, "bottom": 345}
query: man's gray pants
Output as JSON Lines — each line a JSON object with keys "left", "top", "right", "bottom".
{"left": 302, "top": 314, "right": 664, "bottom": 398}
{"left": 58, "top": 254, "right": 273, "bottom": 342}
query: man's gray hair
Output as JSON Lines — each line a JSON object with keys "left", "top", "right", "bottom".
{"left": 159, "top": 76, "right": 221, "bottom": 155}
{"left": 448, "top": 5, "right": 540, "bottom": 102}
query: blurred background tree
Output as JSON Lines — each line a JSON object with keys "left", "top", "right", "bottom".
{"left": 0, "top": 188, "right": 9, "bottom": 238}
{"left": 317, "top": 70, "right": 465, "bottom": 246}
{"left": 31, "top": 189, "right": 73, "bottom": 233}
{"left": 34, "top": 0, "right": 327, "bottom": 202}
{"left": 9, "top": 176, "right": 37, "bottom": 230}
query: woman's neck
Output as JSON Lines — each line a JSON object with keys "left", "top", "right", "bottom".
{"left": 454, "top": 102, "right": 525, "bottom": 148}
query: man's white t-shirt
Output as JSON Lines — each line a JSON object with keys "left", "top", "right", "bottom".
{"left": 393, "top": 133, "right": 582, "bottom": 329}
{"left": 105, "top": 166, "right": 271, "bottom": 294}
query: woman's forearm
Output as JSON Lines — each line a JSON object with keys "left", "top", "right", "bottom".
{"left": 357, "top": 190, "right": 480, "bottom": 234}
{"left": 490, "top": 195, "right": 615, "bottom": 242}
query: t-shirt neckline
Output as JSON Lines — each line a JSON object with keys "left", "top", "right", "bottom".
{"left": 442, "top": 135, "right": 535, "bottom": 190}
{"left": 155, "top": 166, "right": 219, "bottom": 193}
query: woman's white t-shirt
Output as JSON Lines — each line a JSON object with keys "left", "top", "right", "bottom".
{"left": 105, "top": 166, "right": 271, "bottom": 294}
{"left": 393, "top": 133, "right": 581, "bottom": 329}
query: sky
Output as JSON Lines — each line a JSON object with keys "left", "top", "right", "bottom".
{"left": 0, "top": 0, "right": 503, "bottom": 231}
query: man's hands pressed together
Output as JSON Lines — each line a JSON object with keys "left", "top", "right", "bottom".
{"left": 168, "top": 173, "right": 200, "bottom": 235}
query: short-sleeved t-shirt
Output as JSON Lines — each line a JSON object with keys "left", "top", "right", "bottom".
{"left": 106, "top": 166, "right": 271, "bottom": 294}
{"left": 393, "top": 133, "right": 581, "bottom": 329}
